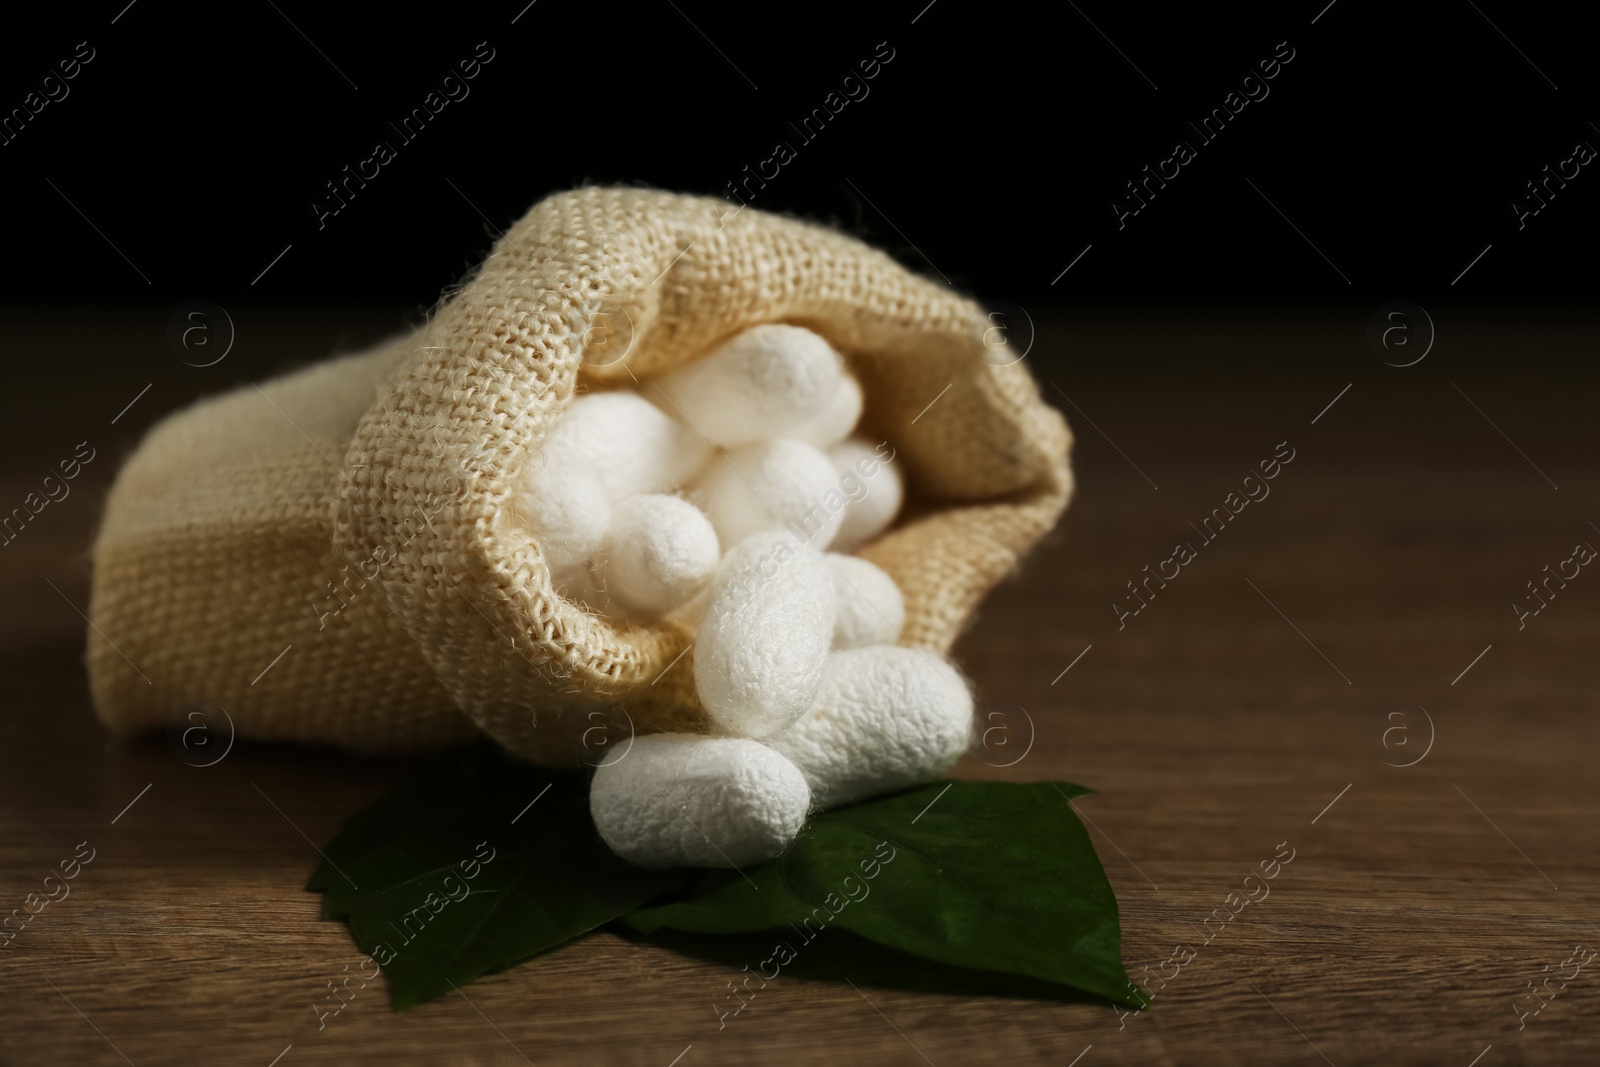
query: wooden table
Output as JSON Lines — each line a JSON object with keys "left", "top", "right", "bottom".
{"left": 4, "top": 311, "right": 1597, "bottom": 1065}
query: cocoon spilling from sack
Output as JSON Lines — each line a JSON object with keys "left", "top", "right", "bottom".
{"left": 87, "top": 187, "right": 1074, "bottom": 864}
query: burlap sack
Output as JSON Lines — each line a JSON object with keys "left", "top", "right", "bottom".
{"left": 89, "top": 186, "right": 1073, "bottom": 764}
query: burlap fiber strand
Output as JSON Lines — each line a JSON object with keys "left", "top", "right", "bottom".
{"left": 88, "top": 186, "right": 1073, "bottom": 765}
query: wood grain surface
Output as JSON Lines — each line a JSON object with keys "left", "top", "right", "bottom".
{"left": 3, "top": 312, "right": 1598, "bottom": 1066}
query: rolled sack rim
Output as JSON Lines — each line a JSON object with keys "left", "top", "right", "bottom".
{"left": 333, "top": 186, "right": 1068, "bottom": 758}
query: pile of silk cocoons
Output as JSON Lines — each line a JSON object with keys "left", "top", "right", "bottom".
{"left": 514, "top": 324, "right": 975, "bottom": 869}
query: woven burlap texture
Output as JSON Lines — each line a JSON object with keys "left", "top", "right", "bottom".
{"left": 90, "top": 186, "right": 1073, "bottom": 764}
{"left": 88, "top": 335, "right": 477, "bottom": 751}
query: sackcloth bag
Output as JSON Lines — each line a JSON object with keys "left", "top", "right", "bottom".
{"left": 88, "top": 186, "right": 1074, "bottom": 764}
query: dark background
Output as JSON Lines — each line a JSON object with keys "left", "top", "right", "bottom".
{"left": 1, "top": 0, "right": 1593, "bottom": 313}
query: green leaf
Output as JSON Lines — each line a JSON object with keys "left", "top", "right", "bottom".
{"left": 307, "top": 743, "right": 691, "bottom": 1010}
{"left": 308, "top": 744, "right": 1142, "bottom": 1011}
{"left": 625, "top": 780, "right": 1146, "bottom": 1008}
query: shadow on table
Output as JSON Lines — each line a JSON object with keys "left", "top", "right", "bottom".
{"left": 613, "top": 923, "right": 1117, "bottom": 1006}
